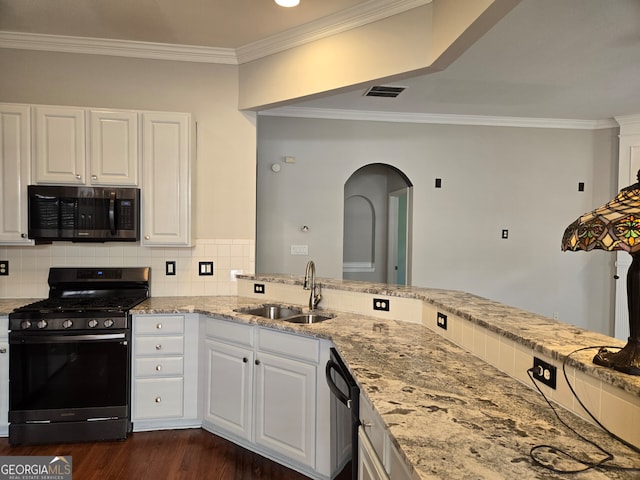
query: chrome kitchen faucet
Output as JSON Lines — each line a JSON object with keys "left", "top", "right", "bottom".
{"left": 303, "top": 260, "right": 322, "bottom": 310}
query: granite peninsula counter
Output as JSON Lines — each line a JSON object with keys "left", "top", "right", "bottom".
{"left": 132, "top": 291, "right": 640, "bottom": 480}
{"left": 4, "top": 279, "right": 640, "bottom": 479}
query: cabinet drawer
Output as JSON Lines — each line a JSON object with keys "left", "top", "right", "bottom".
{"left": 135, "top": 336, "right": 184, "bottom": 356}
{"left": 136, "top": 356, "right": 183, "bottom": 377}
{"left": 134, "top": 315, "right": 184, "bottom": 335}
{"left": 134, "top": 377, "right": 183, "bottom": 419}
{"left": 206, "top": 317, "right": 253, "bottom": 346}
{"left": 257, "top": 328, "right": 319, "bottom": 363}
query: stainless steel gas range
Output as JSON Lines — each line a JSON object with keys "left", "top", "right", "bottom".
{"left": 8, "top": 267, "right": 150, "bottom": 446}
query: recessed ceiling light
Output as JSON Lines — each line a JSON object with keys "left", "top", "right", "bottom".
{"left": 275, "top": 0, "right": 300, "bottom": 7}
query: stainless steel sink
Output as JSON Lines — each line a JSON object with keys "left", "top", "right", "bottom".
{"left": 282, "top": 313, "right": 334, "bottom": 324}
{"left": 234, "top": 304, "right": 333, "bottom": 324}
{"left": 234, "top": 304, "right": 302, "bottom": 319}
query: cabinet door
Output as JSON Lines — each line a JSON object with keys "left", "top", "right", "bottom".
{"left": 254, "top": 351, "right": 316, "bottom": 468}
{"left": 204, "top": 339, "right": 253, "bottom": 441}
{"left": 141, "top": 112, "right": 191, "bottom": 246}
{"left": 90, "top": 110, "right": 138, "bottom": 186}
{"left": 0, "top": 105, "right": 31, "bottom": 244}
{"left": 33, "top": 106, "right": 86, "bottom": 184}
{"left": 358, "top": 426, "right": 389, "bottom": 480}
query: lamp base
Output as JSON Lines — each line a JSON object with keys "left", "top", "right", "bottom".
{"left": 593, "top": 337, "right": 640, "bottom": 375}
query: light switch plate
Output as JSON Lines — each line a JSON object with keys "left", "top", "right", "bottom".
{"left": 291, "top": 244, "right": 309, "bottom": 255}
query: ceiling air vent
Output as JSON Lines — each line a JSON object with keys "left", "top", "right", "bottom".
{"left": 364, "top": 85, "right": 406, "bottom": 98}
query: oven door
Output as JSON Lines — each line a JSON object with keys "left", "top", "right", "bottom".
{"left": 9, "top": 330, "right": 130, "bottom": 424}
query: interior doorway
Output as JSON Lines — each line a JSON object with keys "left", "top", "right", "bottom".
{"left": 343, "top": 164, "right": 413, "bottom": 285}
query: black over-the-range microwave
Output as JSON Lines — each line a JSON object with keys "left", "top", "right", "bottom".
{"left": 27, "top": 185, "right": 140, "bottom": 243}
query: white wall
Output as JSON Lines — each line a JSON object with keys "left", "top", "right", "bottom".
{"left": 256, "top": 115, "right": 619, "bottom": 334}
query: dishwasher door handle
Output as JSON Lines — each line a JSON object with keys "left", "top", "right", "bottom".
{"left": 326, "top": 360, "right": 352, "bottom": 408}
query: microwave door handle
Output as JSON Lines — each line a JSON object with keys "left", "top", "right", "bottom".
{"left": 109, "top": 191, "right": 116, "bottom": 235}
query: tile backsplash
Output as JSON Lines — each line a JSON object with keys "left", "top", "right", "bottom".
{"left": 0, "top": 238, "right": 255, "bottom": 298}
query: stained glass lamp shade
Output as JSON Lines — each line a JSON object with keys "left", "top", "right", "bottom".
{"left": 562, "top": 170, "right": 640, "bottom": 375}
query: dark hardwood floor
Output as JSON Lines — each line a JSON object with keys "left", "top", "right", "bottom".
{"left": 0, "top": 428, "right": 312, "bottom": 480}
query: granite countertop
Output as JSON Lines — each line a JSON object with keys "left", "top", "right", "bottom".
{"left": 133, "top": 295, "right": 640, "bottom": 480}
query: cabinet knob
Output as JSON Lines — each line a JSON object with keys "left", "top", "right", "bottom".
{"left": 155, "top": 344, "right": 162, "bottom": 350}
{"left": 156, "top": 323, "right": 162, "bottom": 329}
{"left": 0, "top": 347, "right": 6, "bottom": 354}
{"left": 156, "top": 365, "right": 162, "bottom": 371}
{"left": 255, "top": 359, "right": 261, "bottom": 365}
{"left": 91, "top": 175, "right": 97, "bottom": 180}
{"left": 361, "top": 420, "right": 372, "bottom": 428}
{"left": 155, "top": 397, "right": 162, "bottom": 403}
{"left": 75, "top": 173, "right": 81, "bottom": 180}
{"left": 145, "top": 235, "right": 150, "bottom": 240}
{"left": 21, "top": 233, "right": 26, "bottom": 238}
{"left": 243, "top": 357, "right": 248, "bottom": 363}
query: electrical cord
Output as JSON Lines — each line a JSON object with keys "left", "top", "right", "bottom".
{"left": 527, "top": 345, "right": 640, "bottom": 474}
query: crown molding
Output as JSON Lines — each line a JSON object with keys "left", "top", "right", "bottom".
{"left": 0, "top": 31, "right": 237, "bottom": 64}
{"left": 236, "top": 0, "right": 430, "bottom": 64}
{"left": 0, "top": 0, "right": 430, "bottom": 64}
{"left": 259, "top": 107, "right": 618, "bottom": 130}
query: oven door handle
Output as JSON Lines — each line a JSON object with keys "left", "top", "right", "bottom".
{"left": 326, "top": 359, "right": 352, "bottom": 409}
{"left": 11, "top": 333, "right": 127, "bottom": 343}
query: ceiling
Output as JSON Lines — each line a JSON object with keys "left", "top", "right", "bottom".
{"left": 1, "top": 0, "right": 639, "bottom": 122}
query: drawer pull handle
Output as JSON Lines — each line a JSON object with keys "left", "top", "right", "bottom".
{"left": 155, "top": 344, "right": 162, "bottom": 350}
{"left": 155, "top": 397, "right": 162, "bottom": 403}
{"left": 156, "top": 365, "right": 162, "bottom": 371}
{"left": 156, "top": 323, "right": 162, "bottom": 329}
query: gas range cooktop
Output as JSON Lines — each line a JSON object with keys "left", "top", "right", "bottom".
{"left": 9, "top": 267, "right": 150, "bottom": 331}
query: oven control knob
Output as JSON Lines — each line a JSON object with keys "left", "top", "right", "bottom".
{"left": 88, "top": 319, "right": 99, "bottom": 328}
{"left": 104, "top": 318, "right": 115, "bottom": 328}
{"left": 37, "top": 320, "right": 48, "bottom": 329}
{"left": 62, "top": 319, "right": 74, "bottom": 329}
{"left": 20, "top": 320, "right": 32, "bottom": 330}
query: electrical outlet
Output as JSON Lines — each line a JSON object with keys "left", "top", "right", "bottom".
{"left": 198, "top": 261, "right": 214, "bottom": 276}
{"left": 373, "top": 298, "right": 390, "bottom": 311}
{"left": 165, "top": 261, "right": 176, "bottom": 276}
{"left": 501, "top": 229, "right": 509, "bottom": 239}
{"left": 532, "top": 357, "right": 557, "bottom": 389}
{"left": 437, "top": 312, "right": 447, "bottom": 330}
{"left": 254, "top": 283, "right": 265, "bottom": 294}
{"left": 0, "top": 260, "right": 8, "bottom": 276}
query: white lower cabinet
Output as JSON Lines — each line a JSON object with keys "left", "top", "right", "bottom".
{"left": 203, "top": 317, "right": 331, "bottom": 479}
{"left": 0, "top": 316, "right": 8, "bottom": 436}
{"left": 131, "top": 314, "right": 199, "bottom": 431}
{"left": 359, "top": 392, "right": 413, "bottom": 480}
{"left": 358, "top": 426, "right": 389, "bottom": 480}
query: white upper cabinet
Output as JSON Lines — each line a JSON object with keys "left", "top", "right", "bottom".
{"left": 90, "top": 110, "right": 138, "bottom": 185}
{"left": 141, "top": 111, "right": 191, "bottom": 246}
{"left": 33, "top": 106, "right": 86, "bottom": 184}
{"left": 0, "top": 104, "right": 32, "bottom": 244}
{"left": 33, "top": 106, "right": 139, "bottom": 186}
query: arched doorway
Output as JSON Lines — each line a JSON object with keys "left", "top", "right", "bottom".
{"left": 343, "top": 164, "right": 413, "bottom": 285}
